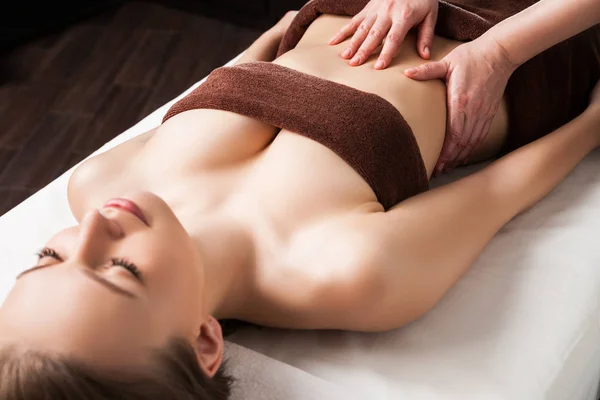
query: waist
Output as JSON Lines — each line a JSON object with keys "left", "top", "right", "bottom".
{"left": 272, "top": 19, "right": 453, "bottom": 173}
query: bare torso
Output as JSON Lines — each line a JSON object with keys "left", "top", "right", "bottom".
{"left": 68, "top": 15, "right": 509, "bottom": 326}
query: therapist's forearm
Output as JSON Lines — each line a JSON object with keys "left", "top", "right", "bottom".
{"left": 483, "top": 0, "right": 600, "bottom": 67}
{"left": 234, "top": 28, "right": 282, "bottom": 65}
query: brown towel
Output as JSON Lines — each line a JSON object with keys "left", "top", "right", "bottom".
{"left": 163, "top": 62, "right": 428, "bottom": 210}
{"left": 162, "top": 0, "right": 599, "bottom": 209}
{"left": 276, "top": 0, "right": 535, "bottom": 58}
{"left": 278, "top": 0, "right": 600, "bottom": 152}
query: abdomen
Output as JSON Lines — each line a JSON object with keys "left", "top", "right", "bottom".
{"left": 273, "top": 14, "right": 509, "bottom": 174}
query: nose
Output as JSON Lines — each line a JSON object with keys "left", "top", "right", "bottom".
{"left": 74, "top": 209, "right": 124, "bottom": 265}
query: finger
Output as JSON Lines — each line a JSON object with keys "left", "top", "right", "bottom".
{"left": 329, "top": 10, "right": 367, "bottom": 46}
{"left": 435, "top": 139, "right": 451, "bottom": 172}
{"left": 445, "top": 93, "right": 468, "bottom": 167}
{"left": 447, "top": 141, "right": 465, "bottom": 169}
{"left": 436, "top": 137, "right": 456, "bottom": 174}
{"left": 435, "top": 129, "right": 452, "bottom": 173}
{"left": 436, "top": 79, "right": 464, "bottom": 174}
{"left": 451, "top": 112, "right": 476, "bottom": 166}
{"left": 417, "top": 10, "right": 437, "bottom": 59}
{"left": 351, "top": 18, "right": 392, "bottom": 66}
{"left": 461, "top": 119, "right": 493, "bottom": 167}
{"left": 476, "top": 119, "right": 494, "bottom": 150}
{"left": 375, "top": 20, "right": 411, "bottom": 69}
{"left": 455, "top": 127, "right": 479, "bottom": 166}
{"left": 404, "top": 59, "right": 448, "bottom": 81}
{"left": 455, "top": 146, "right": 471, "bottom": 167}
{"left": 458, "top": 110, "right": 495, "bottom": 166}
{"left": 468, "top": 116, "right": 489, "bottom": 155}
{"left": 444, "top": 142, "right": 465, "bottom": 172}
{"left": 343, "top": 13, "right": 377, "bottom": 60}
{"left": 435, "top": 119, "right": 457, "bottom": 173}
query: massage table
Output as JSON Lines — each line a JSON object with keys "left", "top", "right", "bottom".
{"left": 1, "top": 51, "right": 599, "bottom": 400}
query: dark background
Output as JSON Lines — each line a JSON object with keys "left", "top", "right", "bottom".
{"left": 1, "top": 0, "right": 307, "bottom": 49}
{"left": 0, "top": 0, "right": 307, "bottom": 215}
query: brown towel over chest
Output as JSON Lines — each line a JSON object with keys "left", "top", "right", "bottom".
{"left": 278, "top": 0, "right": 600, "bottom": 152}
{"left": 163, "top": 62, "right": 428, "bottom": 210}
{"left": 163, "top": 0, "right": 599, "bottom": 209}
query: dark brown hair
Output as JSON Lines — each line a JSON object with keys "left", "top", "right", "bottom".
{"left": 0, "top": 337, "right": 233, "bottom": 400}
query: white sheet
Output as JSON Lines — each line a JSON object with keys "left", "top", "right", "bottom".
{"left": 1, "top": 53, "right": 599, "bottom": 400}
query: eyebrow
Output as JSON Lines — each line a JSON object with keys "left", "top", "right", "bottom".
{"left": 17, "top": 264, "right": 138, "bottom": 299}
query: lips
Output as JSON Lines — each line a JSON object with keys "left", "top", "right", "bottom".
{"left": 103, "top": 198, "right": 149, "bottom": 226}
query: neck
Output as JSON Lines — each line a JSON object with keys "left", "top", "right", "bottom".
{"left": 185, "top": 213, "right": 256, "bottom": 320}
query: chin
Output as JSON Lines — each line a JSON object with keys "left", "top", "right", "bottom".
{"left": 124, "top": 191, "right": 170, "bottom": 211}
{"left": 120, "top": 191, "right": 179, "bottom": 226}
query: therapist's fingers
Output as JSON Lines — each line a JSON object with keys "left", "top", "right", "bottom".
{"left": 329, "top": 10, "right": 368, "bottom": 46}
{"left": 416, "top": 10, "right": 437, "bottom": 59}
{"left": 450, "top": 99, "right": 478, "bottom": 165}
{"left": 404, "top": 59, "right": 449, "bottom": 81}
{"left": 478, "top": 119, "right": 493, "bottom": 149}
{"left": 435, "top": 133, "right": 457, "bottom": 174}
{"left": 437, "top": 92, "right": 466, "bottom": 173}
{"left": 466, "top": 117, "right": 488, "bottom": 159}
{"left": 455, "top": 115, "right": 493, "bottom": 167}
{"left": 350, "top": 18, "right": 392, "bottom": 66}
{"left": 342, "top": 13, "right": 378, "bottom": 60}
{"left": 375, "top": 21, "right": 412, "bottom": 69}
{"left": 454, "top": 121, "right": 481, "bottom": 166}
{"left": 444, "top": 98, "right": 468, "bottom": 169}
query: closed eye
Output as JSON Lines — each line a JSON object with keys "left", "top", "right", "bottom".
{"left": 18, "top": 249, "right": 142, "bottom": 299}
{"left": 34, "top": 247, "right": 144, "bottom": 283}
{"left": 110, "top": 258, "right": 144, "bottom": 283}
{"left": 36, "top": 247, "right": 63, "bottom": 262}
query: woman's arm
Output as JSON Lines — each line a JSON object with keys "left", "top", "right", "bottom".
{"left": 316, "top": 86, "right": 600, "bottom": 332}
{"left": 486, "top": 0, "right": 600, "bottom": 66}
{"left": 355, "top": 95, "right": 600, "bottom": 331}
{"left": 233, "top": 29, "right": 283, "bottom": 65}
{"left": 234, "top": 11, "right": 299, "bottom": 65}
{"left": 235, "top": 89, "right": 599, "bottom": 331}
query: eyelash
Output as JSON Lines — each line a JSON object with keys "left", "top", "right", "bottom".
{"left": 36, "top": 247, "right": 62, "bottom": 261}
{"left": 36, "top": 248, "right": 144, "bottom": 282}
{"left": 110, "top": 258, "right": 143, "bottom": 282}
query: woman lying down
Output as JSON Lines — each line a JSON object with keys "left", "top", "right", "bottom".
{"left": 1, "top": 0, "right": 599, "bottom": 398}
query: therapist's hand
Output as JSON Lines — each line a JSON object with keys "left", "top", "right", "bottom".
{"left": 328, "top": 0, "right": 438, "bottom": 69}
{"left": 405, "top": 35, "right": 519, "bottom": 174}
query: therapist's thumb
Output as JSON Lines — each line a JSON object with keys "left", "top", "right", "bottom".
{"left": 404, "top": 59, "right": 448, "bottom": 81}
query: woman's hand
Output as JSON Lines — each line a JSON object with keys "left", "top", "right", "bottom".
{"left": 405, "top": 35, "right": 519, "bottom": 174}
{"left": 328, "top": 0, "right": 438, "bottom": 69}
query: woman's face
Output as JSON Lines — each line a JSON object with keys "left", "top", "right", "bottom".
{"left": 0, "top": 191, "right": 214, "bottom": 369}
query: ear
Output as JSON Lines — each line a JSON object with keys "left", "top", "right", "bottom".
{"left": 193, "top": 316, "right": 224, "bottom": 377}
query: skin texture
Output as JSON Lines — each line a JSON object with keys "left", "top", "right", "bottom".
{"left": 406, "top": 34, "right": 516, "bottom": 175}
{"left": 328, "top": 0, "right": 439, "bottom": 67}
{"left": 0, "top": 12, "right": 597, "bottom": 375}
{"left": 333, "top": 0, "right": 600, "bottom": 173}
{"left": 0, "top": 194, "right": 224, "bottom": 377}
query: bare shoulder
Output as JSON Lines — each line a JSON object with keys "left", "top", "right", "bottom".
{"left": 67, "top": 128, "right": 156, "bottom": 220}
{"left": 240, "top": 209, "right": 391, "bottom": 331}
